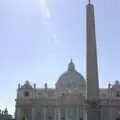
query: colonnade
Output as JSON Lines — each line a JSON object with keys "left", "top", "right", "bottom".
{"left": 41, "top": 105, "right": 85, "bottom": 120}
{"left": 16, "top": 105, "right": 86, "bottom": 120}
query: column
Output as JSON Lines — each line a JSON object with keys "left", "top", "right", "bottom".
{"left": 76, "top": 106, "right": 79, "bottom": 120}
{"left": 32, "top": 108, "right": 35, "bottom": 120}
{"left": 43, "top": 106, "right": 47, "bottom": 120}
{"left": 57, "top": 107, "right": 61, "bottom": 120}
{"left": 16, "top": 107, "right": 21, "bottom": 120}
{"left": 100, "top": 107, "right": 104, "bottom": 120}
{"left": 54, "top": 107, "right": 56, "bottom": 120}
{"left": 79, "top": 105, "right": 82, "bottom": 119}
{"left": 83, "top": 108, "right": 87, "bottom": 120}
{"left": 109, "top": 108, "right": 112, "bottom": 120}
{"left": 65, "top": 107, "right": 68, "bottom": 120}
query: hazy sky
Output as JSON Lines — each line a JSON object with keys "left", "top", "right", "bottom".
{"left": 0, "top": 0, "right": 120, "bottom": 115}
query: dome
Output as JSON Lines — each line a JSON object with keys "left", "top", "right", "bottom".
{"left": 56, "top": 59, "right": 85, "bottom": 87}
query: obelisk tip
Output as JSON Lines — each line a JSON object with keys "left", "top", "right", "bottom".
{"left": 88, "top": 0, "right": 91, "bottom": 4}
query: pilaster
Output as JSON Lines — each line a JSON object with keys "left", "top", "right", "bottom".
{"left": 54, "top": 107, "right": 57, "bottom": 120}
{"left": 65, "top": 107, "right": 68, "bottom": 120}
{"left": 43, "top": 106, "right": 47, "bottom": 120}
{"left": 32, "top": 108, "right": 35, "bottom": 120}
{"left": 16, "top": 107, "right": 21, "bottom": 120}
{"left": 77, "top": 106, "right": 80, "bottom": 120}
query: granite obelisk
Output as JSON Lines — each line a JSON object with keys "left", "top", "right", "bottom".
{"left": 86, "top": 1, "right": 100, "bottom": 120}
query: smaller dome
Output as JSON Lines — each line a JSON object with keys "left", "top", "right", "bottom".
{"left": 115, "top": 80, "right": 119, "bottom": 85}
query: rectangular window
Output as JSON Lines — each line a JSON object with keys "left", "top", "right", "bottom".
{"left": 116, "top": 92, "right": 120, "bottom": 97}
{"left": 24, "top": 91, "right": 29, "bottom": 97}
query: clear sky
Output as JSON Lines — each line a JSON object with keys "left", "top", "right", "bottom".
{"left": 0, "top": 0, "right": 120, "bottom": 116}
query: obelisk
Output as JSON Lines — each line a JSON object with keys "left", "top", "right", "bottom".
{"left": 86, "top": 0, "right": 100, "bottom": 120}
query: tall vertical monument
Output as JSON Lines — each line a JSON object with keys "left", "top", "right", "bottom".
{"left": 86, "top": 0, "right": 100, "bottom": 120}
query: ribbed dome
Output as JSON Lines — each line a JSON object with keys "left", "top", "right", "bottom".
{"left": 57, "top": 70, "right": 85, "bottom": 85}
{"left": 56, "top": 59, "right": 85, "bottom": 86}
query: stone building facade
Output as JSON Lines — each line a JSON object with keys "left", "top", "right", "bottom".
{"left": 99, "top": 81, "right": 120, "bottom": 120}
{"left": 15, "top": 60, "right": 87, "bottom": 120}
{"left": 15, "top": 60, "right": 120, "bottom": 120}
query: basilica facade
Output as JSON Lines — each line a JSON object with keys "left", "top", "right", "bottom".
{"left": 15, "top": 60, "right": 86, "bottom": 120}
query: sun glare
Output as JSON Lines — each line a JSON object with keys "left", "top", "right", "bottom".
{"left": 39, "top": 0, "right": 46, "bottom": 8}
{"left": 39, "top": 0, "right": 51, "bottom": 19}
{"left": 38, "top": 0, "right": 58, "bottom": 46}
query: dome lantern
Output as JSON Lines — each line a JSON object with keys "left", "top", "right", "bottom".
{"left": 68, "top": 59, "right": 75, "bottom": 71}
